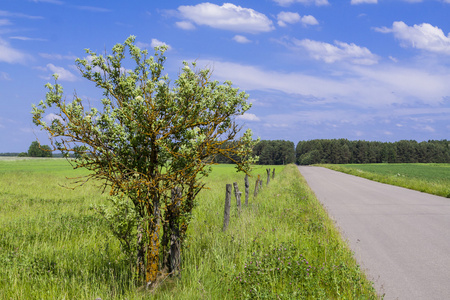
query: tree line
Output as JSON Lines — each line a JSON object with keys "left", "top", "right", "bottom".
{"left": 215, "top": 140, "right": 296, "bottom": 165}
{"left": 0, "top": 141, "right": 53, "bottom": 157}
{"left": 296, "top": 139, "right": 450, "bottom": 165}
{"left": 4, "top": 139, "right": 450, "bottom": 165}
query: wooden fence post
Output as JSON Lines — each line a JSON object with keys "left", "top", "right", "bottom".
{"left": 253, "top": 174, "right": 260, "bottom": 197}
{"left": 233, "top": 182, "right": 241, "bottom": 215}
{"left": 223, "top": 184, "right": 232, "bottom": 231}
{"left": 244, "top": 174, "right": 249, "bottom": 206}
{"left": 272, "top": 168, "right": 275, "bottom": 179}
{"left": 266, "top": 168, "right": 271, "bottom": 186}
{"left": 259, "top": 175, "right": 263, "bottom": 189}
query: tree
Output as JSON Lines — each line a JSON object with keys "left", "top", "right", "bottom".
{"left": 27, "top": 141, "right": 52, "bottom": 157}
{"left": 31, "top": 36, "right": 256, "bottom": 286}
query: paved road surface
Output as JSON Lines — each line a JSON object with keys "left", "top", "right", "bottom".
{"left": 298, "top": 166, "right": 450, "bottom": 300}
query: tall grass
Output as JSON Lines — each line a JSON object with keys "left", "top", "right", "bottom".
{"left": 321, "top": 163, "right": 450, "bottom": 198}
{"left": 0, "top": 159, "right": 378, "bottom": 299}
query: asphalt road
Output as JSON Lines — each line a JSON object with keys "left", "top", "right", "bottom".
{"left": 298, "top": 166, "right": 450, "bottom": 300}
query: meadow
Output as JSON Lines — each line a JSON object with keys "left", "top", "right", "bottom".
{"left": 321, "top": 163, "right": 450, "bottom": 198}
{"left": 0, "top": 158, "right": 378, "bottom": 299}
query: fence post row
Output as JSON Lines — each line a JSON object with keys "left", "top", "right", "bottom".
{"left": 224, "top": 169, "right": 275, "bottom": 231}
{"left": 223, "top": 184, "right": 232, "bottom": 232}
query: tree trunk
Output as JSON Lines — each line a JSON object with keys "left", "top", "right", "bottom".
{"left": 136, "top": 223, "right": 145, "bottom": 284}
{"left": 169, "top": 187, "right": 181, "bottom": 276}
{"left": 145, "top": 193, "right": 160, "bottom": 286}
{"left": 146, "top": 217, "right": 160, "bottom": 286}
{"left": 162, "top": 187, "right": 181, "bottom": 276}
{"left": 244, "top": 174, "right": 249, "bottom": 206}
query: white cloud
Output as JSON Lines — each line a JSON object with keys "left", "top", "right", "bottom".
{"left": 273, "top": 0, "right": 329, "bottom": 6}
{"left": 197, "top": 60, "right": 361, "bottom": 102}
{"left": 135, "top": 39, "right": 172, "bottom": 51}
{"left": 277, "top": 12, "right": 300, "bottom": 27}
{"left": 176, "top": 21, "right": 196, "bottom": 30}
{"left": 376, "top": 21, "right": 450, "bottom": 55}
{"left": 233, "top": 35, "right": 251, "bottom": 43}
{"left": 0, "top": 19, "right": 12, "bottom": 26}
{"left": 351, "top": 0, "right": 377, "bottom": 4}
{"left": 0, "top": 71, "right": 10, "bottom": 80}
{"left": 237, "top": 113, "right": 260, "bottom": 121}
{"left": 195, "top": 59, "right": 450, "bottom": 109}
{"left": 43, "top": 113, "right": 63, "bottom": 124}
{"left": 277, "top": 12, "right": 318, "bottom": 27}
{"left": 413, "top": 124, "right": 435, "bottom": 132}
{"left": 9, "top": 36, "right": 47, "bottom": 41}
{"left": 177, "top": 3, "right": 274, "bottom": 33}
{"left": 0, "top": 10, "right": 43, "bottom": 19}
{"left": 39, "top": 53, "right": 77, "bottom": 60}
{"left": 30, "top": 0, "right": 64, "bottom": 4}
{"left": 75, "top": 6, "right": 111, "bottom": 13}
{"left": 389, "top": 56, "right": 398, "bottom": 63}
{"left": 46, "top": 64, "right": 77, "bottom": 81}
{"left": 293, "top": 39, "right": 379, "bottom": 65}
{"left": 0, "top": 37, "right": 30, "bottom": 63}
{"left": 350, "top": 65, "right": 450, "bottom": 105}
{"left": 135, "top": 41, "right": 150, "bottom": 49}
{"left": 150, "top": 38, "right": 171, "bottom": 50}
{"left": 301, "top": 15, "right": 319, "bottom": 26}
{"left": 277, "top": 11, "right": 319, "bottom": 27}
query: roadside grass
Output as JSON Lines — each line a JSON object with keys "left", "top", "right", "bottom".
{"left": 321, "top": 163, "right": 450, "bottom": 198}
{"left": 0, "top": 159, "right": 378, "bottom": 299}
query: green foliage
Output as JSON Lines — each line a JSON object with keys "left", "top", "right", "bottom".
{"left": 298, "top": 149, "right": 321, "bottom": 165}
{"left": 31, "top": 35, "right": 257, "bottom": 284}
{"left": 323, "top": 163, "right": 450, "bottom": 198}
{"left": 27, "top": 141, "right": 52, "bottom": 157}
{"left": 91, "top": 195, "right": 139, "bottom": 258}
{"left": 297, "top": 139, "right": 450, "bottom": 165}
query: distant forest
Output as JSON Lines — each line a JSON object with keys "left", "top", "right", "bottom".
{"left": 215, "top": 140, "right": 296, "bottom": 165}
{"left": 296, "top": 139, "right": 450, "bottom": 165}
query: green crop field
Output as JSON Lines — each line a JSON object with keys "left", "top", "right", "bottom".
{"left": 322, "top": 163, "right": 450, "bottom": 198}
{"left": 0, "top": 158, "right": 378, "bottom": 299}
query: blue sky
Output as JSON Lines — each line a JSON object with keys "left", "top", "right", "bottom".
{"left": 1, "top": 0, "right": 450, "bottom": 153}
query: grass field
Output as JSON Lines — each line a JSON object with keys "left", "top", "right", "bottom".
{"left": 321, "top": 163, "right": 450, "bottom": 198}
{"left": 0, "top": 158, "right": 378, "bottom": 299}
